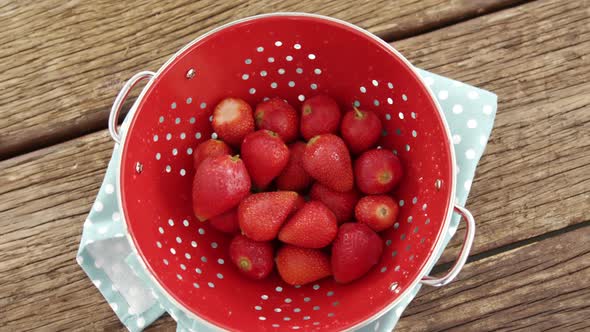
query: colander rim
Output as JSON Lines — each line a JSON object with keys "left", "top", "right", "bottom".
{"left": 114, "top": 12, "right": 457, "bottom": 331}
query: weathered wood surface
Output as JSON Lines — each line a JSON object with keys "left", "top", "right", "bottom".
{"left": 397, "top": 226, "right": 590, "bottom": 332}
{"left": 1, "top": 0, "right": 589, "bottom": 330}
{"left": 0, "top": 0, "right": 527, "bottom": 159}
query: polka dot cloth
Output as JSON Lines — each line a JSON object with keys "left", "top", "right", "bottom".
{"left": 77, "top": 68, "right": 496, "bottom": 332}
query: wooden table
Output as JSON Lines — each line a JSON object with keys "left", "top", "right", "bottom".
{"left": 1, "top": 0, "right": 589, "bottom": 331}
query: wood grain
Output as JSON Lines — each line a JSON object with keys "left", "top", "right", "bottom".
{"left": 397, "top": 225, "right": 590, "bottom": 332}
{"left": 1, "top": 0, "right": 589, "bottom": 330}
{"left": 0, "top": 0, "right": 528, "bottom": 159}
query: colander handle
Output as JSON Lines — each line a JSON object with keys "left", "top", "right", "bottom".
{"left": 420, "top": 205, "right": 476, "bottom": 287}
{"left": 108, "top": 71, "right": 156, "bottom": 144}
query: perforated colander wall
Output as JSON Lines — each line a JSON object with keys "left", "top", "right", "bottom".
{"left": 119, "top": 14, "right": 453, "bottom": 331}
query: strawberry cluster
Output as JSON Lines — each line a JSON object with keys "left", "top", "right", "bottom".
{"left": 192, "top": 95, "right": 403, "bottom": 285}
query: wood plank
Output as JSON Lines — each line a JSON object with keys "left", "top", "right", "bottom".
{"left": 396, "top": 226, "right": 590, "bottom": 332}
{"left": 1, "top": 0, "right": 589, "bottom": 330}
{"left": 0, "top": 0, "right": 528, "bottom": 159}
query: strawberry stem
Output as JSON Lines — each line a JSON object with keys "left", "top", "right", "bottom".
{"left": 308, "top": 136, "right": 320, "bottom": 145}
{"left": 353, "top": 106, "right": 365, "bottom": 119}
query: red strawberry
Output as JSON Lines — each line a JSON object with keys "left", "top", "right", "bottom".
{"left": 229, "top": 235, "right": 274, "bottom": 280}
{"left": 355, "top": 195, "right": 399, "bottom": 232}
{"left": 193, "top": 139, "right": 233, "bottom": 170}
{"left": 238, "top": 191, "right": 299, "bottom": 241}
{"left": 241, "top": 130, "right": 290, "bottom": 189}
{"left": 340, "top": 107, "right": 383, "bottom": 154}
{"left": 309, "top": 183, "right": 360, "bottom": 223}
{"left": 303, "top": 134, "right": 353, "bottom": 192}
{"left": 279, "top": 201, "right": 338, "bottom": 248}
{"left": 332, "top": 223, "right": 383, "bottom": 284}
{"left": 209, "top": 208, "right": 240, "bottom": 234}
{"left": 276, "top": 245, "right": 331, "bottom": 286}
{"left": 354, "top": 149, "right": 403, "bottom": 194}
{"left": 212, "top": 97, "right": 254, "bottom": 147}
{"left": 300, "top": 95, "right": 341, "bottom": 140}
{"left": 276, "top": 142, "right": 312, "bottom": 192}
{"left": 254, "top": 97, "right": 299, "bottom": 143}
{"left": 292, "top": 194, "right": 306, "bottom": 214}
{"left": 192, "top": 155, "right": 251, "bottom": 221}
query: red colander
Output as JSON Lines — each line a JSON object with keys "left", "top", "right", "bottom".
{"left": 108, "top": 13, "right": 475, "bottom": 331}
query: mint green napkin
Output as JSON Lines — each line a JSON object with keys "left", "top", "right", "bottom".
{"left": 77, "top": 68, "right": 496, "bottom": 331}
